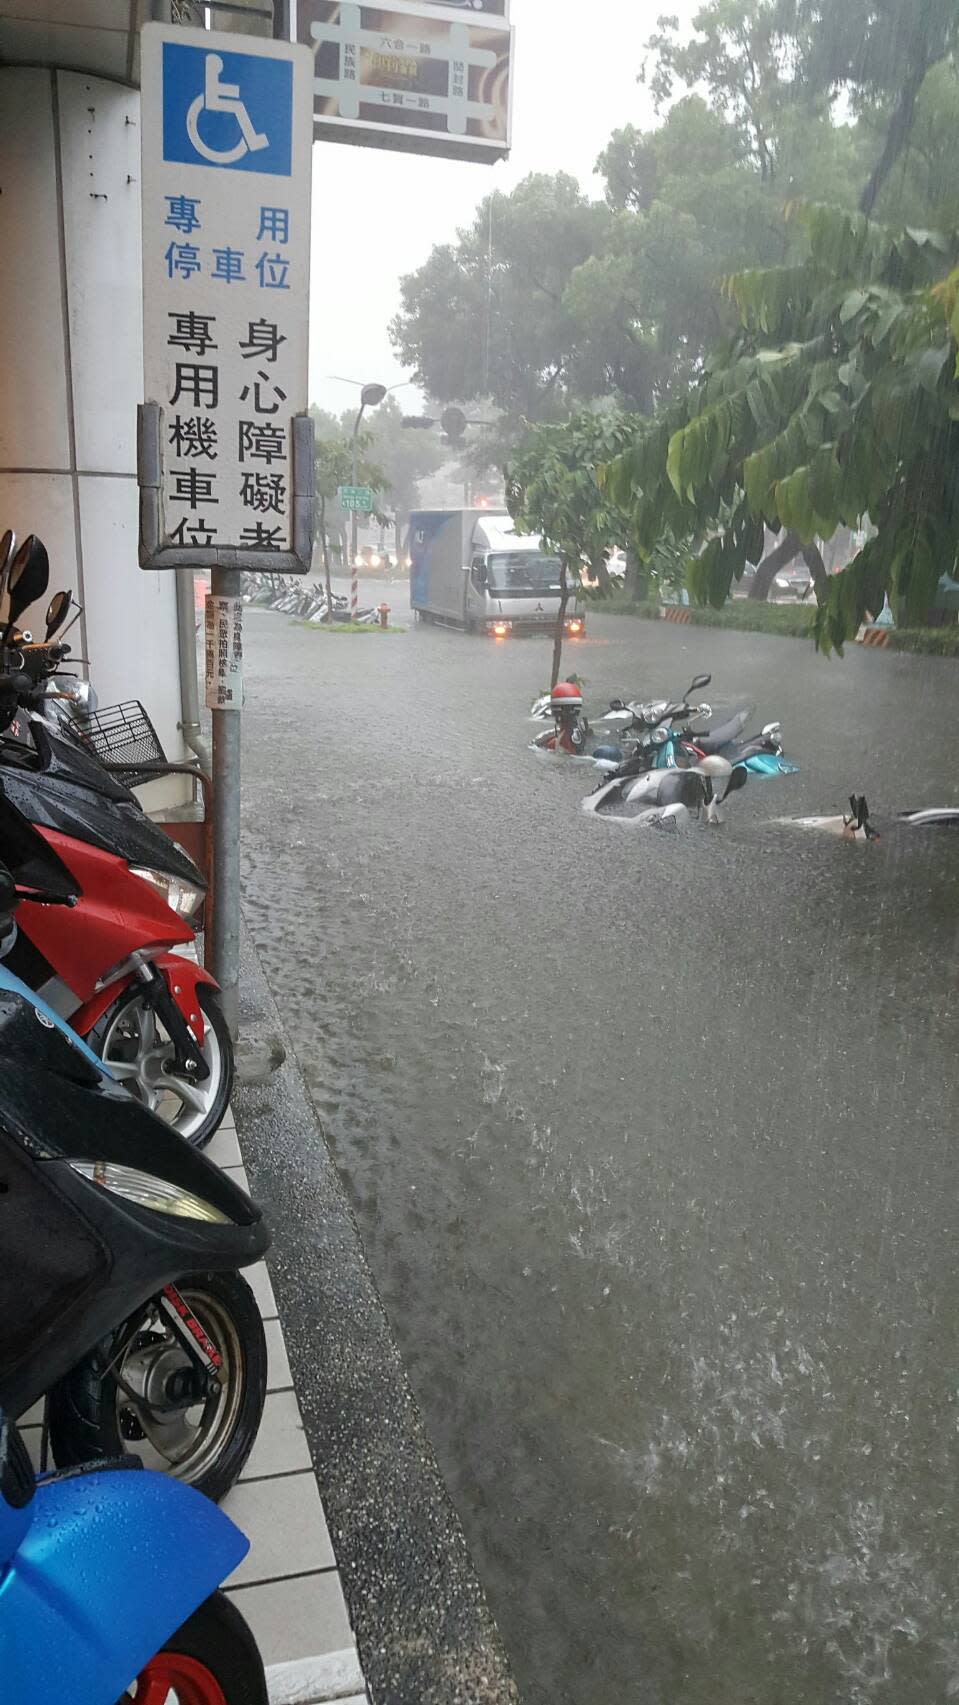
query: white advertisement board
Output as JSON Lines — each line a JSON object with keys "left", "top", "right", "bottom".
{"left": 139, "top": 23, "right": 313, "bottom": 568}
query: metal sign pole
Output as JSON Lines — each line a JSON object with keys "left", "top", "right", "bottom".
{"left": 209, "top": 566, "right": 243, "bottom": 1035}
{"left": 138, "top": 23, "right": 314, "bottom": 1041}
{"left": 350, "top": 453, "right": 359, "bottom": 622}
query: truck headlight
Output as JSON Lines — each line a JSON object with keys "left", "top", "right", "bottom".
{"left": 69, "top": 1161, "right": 229, "bottom": 1223}
{"left": 130, "top": 865, "right": 203, "bottom": 920}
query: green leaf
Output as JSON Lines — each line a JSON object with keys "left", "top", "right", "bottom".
{"left": 906, "top": 228, "right": 950, "bottom": 255}
{"left": 917, "top": 345, "right": 951, "bottom": 394}
{"left": 746, "top": 381, "right": 774, "bottom": 435}
{"left": 840, "top": 290, "right": 868, "bottom": 326}
{"left": 872, "top": 305, "right": 903, "bottom": 345}
{"left": 666, "top": 429, "right": 685, "bottom": 500}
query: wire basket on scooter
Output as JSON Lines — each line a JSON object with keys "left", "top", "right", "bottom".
{"left": 68, "top": 700, "right": 167, "bottom": 785}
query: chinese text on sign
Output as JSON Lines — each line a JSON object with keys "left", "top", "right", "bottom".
{"left": 205, "top": 594, "right": 244, "bottom": 710}
{"left": 140, "top": 25, "right": 312, "bottom": 561}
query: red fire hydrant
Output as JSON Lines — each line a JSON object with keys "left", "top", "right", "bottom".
{"left": 377, "top": 602, "right": 390, "bottom": 629}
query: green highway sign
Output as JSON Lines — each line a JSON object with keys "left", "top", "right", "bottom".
{"left": 338, "top": 484, "right": 374, "bottom": 513}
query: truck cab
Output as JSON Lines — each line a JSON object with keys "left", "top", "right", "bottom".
{"left": 409, "top": 509, "right": 585, "bottom": 638}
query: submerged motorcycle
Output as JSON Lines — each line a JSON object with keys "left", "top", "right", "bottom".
{"left": 591, "top": 672, "right": 798, "bottom": 810}
{"left": 583, "top": 755, "right": 747, "bottom": 830}
{"left": 776, "top": 795, "right": 959, "bottom": 840}
{"left": 530, "top": 680, "right": 593, "bottom": 755}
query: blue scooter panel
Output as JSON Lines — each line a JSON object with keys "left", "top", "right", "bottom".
{"left": 0, "top": 961, "right": 113, "bottom": 1077}
{"left": 0, "top": 1467, "right": 248, "bottom": 1704}
{"left": 742, "top": 752, "right": 800, "bottom": 777}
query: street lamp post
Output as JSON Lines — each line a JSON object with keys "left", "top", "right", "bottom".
{"left": 350, "top": 382, "right": 387, "bottom": 619}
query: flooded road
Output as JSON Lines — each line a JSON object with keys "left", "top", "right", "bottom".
{"left": 240, "top": 586, "right": 959, "bottom": 1705}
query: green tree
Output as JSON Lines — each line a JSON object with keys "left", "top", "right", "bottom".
{"left": 357, "top": 395, "right": 444, "bottom": 547}
{"left": 311, "top": 412, "right": 387, "bottom": 621}
{"left": 643, "top": 1, "right": 799, "bottom": 181}
{"left": 779, "top": 0, "right": 959, "bottom": 214}
{"left": 595, "top": 100, "right": 791, "bottom": 384}
{"left": 390, "top": 174, "right": 613, "bottom": 423}
{"left": 506, "top": 411, "right": 631, "bottom": 685}
{"left": 600, "top": 202, "right": 959, "bottom": 650}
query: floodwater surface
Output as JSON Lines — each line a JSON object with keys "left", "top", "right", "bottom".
{"left": 240, "top": 587, "right": 959, "bottom": 1705}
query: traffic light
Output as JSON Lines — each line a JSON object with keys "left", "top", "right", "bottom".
{"left": 400, "top": 408, "right": 469, "bottom": 444}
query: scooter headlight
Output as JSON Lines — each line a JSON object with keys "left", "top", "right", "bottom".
{"left": 69, "top": 1161, "right": 229, "bottom": 1223}
{"left": 650, "top": 727, "right": 669, "bottom": 745}
{"left": 130, "top": 865, "right": 203, "bottom": 920}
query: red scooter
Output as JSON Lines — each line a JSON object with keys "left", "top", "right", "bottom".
{"left": 0, "top": 536, "right": 231, "bottom": 1147}
{"left": 531, "top": 680, "right": 591, "bottom": 754}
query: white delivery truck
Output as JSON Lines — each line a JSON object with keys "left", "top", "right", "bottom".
{"left": 408, "top": 510, "right": 585, "bottom": 638}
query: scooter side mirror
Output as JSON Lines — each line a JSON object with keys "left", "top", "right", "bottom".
{"left": 0, "top": 529, "right": 15, "bottom": 632}
{"left": 0, "top": 530, "right": 15, "bottom": 581}
{"left": 5, "top": 536, "right": 50, "bottom": 633}
{"left": 609, "top": 698, "right": 626, "bottom": 711}
{"left": 45, "top": 589, "right": 72, "bottom": 640}
{"left": 686, "top": 673, "right": 711, "bottom": 695}
{"left": 725, "top": 766, "right": 749, "bottom": 795}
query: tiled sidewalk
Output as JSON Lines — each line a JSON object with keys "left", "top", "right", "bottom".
{"left": 197, "top": 1110, "right": 369, "bottom": 1705}
{"left": 22, "top": 1104, "right": 368, "bottom": 1705}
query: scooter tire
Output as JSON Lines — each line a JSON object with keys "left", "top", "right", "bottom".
{"left": 47, "top": 1270, "right": 267, "bottom": 1506}
{"left": 122, "top": 1591, "right": 269, "bottom": 1704}
{"left": 91, "top": 982, "right": 234, "bottom": 1150}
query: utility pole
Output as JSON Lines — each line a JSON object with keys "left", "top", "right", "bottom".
{"left": 350, "top": 381, "right": 387, "bottom": 618}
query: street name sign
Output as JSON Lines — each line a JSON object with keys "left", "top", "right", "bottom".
{"left": 338, "top": 484, "right": 374, "bottom": 512}
{"left": 139, "top": 23, "right": 315, "bottom": 572}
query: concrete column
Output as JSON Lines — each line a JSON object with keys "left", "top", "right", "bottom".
{"left": 0, "top": 67, "right": 187, "bottom": 802}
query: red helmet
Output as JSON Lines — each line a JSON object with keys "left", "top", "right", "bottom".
{"left": 550, "top": 681, "right": 583, "bottom": 712}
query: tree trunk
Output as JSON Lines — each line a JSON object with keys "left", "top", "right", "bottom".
{"left": 590, "top": 554, "right": 612, "bottom": 596}
{"left": 748, "top": 531, "right": 803, "bottom": 600}
{"left": 801, "top": 540, "right": 828, "bottom": 602}
{"left": 319, "top": 494, "right": 334, "bottom": 623}
{"left": 625, "top": 549, "right": 648, "bottom": 603}
{"left": 859, "top": 64, "right": 926, "bottom": 217}
{"left": 550, "top": 561, "right": 570, "bottom": 688}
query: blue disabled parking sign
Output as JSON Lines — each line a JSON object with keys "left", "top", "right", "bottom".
{"left": 162, "top": 40, "right": 293, "bottom": 176}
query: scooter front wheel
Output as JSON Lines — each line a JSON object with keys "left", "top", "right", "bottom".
{"left": 92, "top": 982, "right": 233, "bottom": 1148}
{"left": 48, "top": 1270, "right": 267, "bottom": 1505}
{"left": 121, "top": 1591, "right": 268, "bottom": 1703}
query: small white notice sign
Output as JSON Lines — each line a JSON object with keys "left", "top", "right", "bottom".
{"left": 205, "top": 594, "right": 244, "bottom": 710}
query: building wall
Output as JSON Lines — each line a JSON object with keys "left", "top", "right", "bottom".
{"left": 0, "top": 66, "right": 187, "bottom": 793}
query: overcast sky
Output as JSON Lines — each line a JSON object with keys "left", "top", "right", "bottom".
{"left": 308, "top": 0, "right": 697, "bottom": 414}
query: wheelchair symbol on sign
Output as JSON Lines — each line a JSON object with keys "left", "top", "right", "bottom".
{"left": 187, "top": 53, "right": 269, "bottom": 165}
